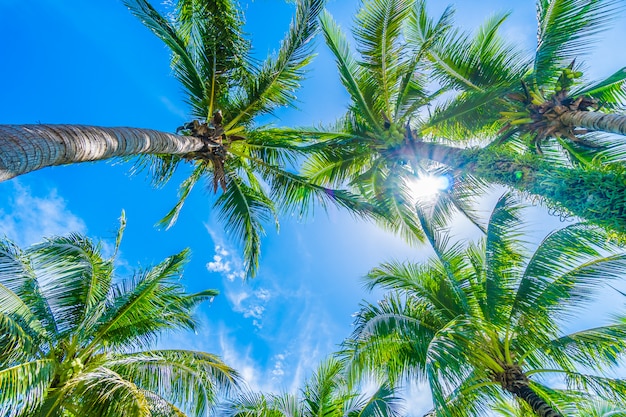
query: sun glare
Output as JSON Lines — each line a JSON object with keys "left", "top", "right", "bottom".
{"left": 407, "top": 174, "right": 450, "bottom": 200}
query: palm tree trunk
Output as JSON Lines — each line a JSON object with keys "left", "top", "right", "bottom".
{"left": 0, "top": 124, "right": 210, "bottom": 181}
{"left": 402, "top": 141, "right": 626, "bottom": 233}
{"left": 509, "top": 384, "right": 563, "bottom": 417}
{"left": 560, "top": 110, "right": 626, "bottom": 136}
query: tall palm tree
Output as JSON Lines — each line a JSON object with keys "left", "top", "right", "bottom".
{"left": 343, "top": 194, "right": 626, "bottom": 417}
{"left": 0, "top": 0, "right": 370, "bottom": 277}
{"left": 301, "top": 0, "right": 626, "bottom": 241}
{"left": 0, "top": 217, "right": 239, "bottom": 417}
{"left": 221, "top": 357, "right": 404, "bottom": 417}
{"left": 421, "top": 0, "right": 626, "bottom": 163}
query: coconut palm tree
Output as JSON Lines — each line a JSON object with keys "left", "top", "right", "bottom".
{"left": 300, "top": 0, "right": 626, "bottom": 242}
{"left": 0, "top": 0, "right": 372, "bottom": 278}
{"left": 421, "top": 0, "right": 626, "bottom": 163}
{"left": 0, "top": 216, "right": 239, "bottom": 417}
{"left": 221, "top": 356, "right": 403, "bottom": 417}
{"left": 343, "top": 194, "right": 626, "bottom": 417}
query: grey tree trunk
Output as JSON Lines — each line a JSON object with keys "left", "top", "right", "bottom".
{"left": 0, "top": 124, "right": 209, "bottom": 181}
{"left": 560, "top": 110, "right": 626, "bottom": 136}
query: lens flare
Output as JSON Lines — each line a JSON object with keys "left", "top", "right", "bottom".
{"left": 407, "top": 174, "right": 450, "bottom": 199}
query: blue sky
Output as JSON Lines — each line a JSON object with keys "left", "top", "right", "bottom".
{"left": 1, "top": 0, "right": 625, "bottom": 414}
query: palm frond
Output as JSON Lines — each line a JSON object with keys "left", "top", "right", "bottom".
{"left": 483, "top": 193, "right": 525, "bottom": 323}
{"left": 86, "top": 249, "right": 198, "bottom": 350}
{"left": 574, "top": 67, "right": 626, "bottom": 110}
{"left": 214, "top": 173, "right": 275, "bottom": 278}
{"left": 353, "top": 0, "right": 412, "bottom": 117}
{"left": 62, "top": 367, "right": 151, "bottom": 417}
{"left": 511, "top": 223, "right": 625, "bottom": 328}
{"left": 320, "top": 11, "right": 380, "bottom": 129}
{"left": 226, "top": 0, "right": 325, "bottom": 129}
{"left": 0, "top": 239, "right": 58, "bottom": 339}
{"left": 534, "top": 0, "right": 622, "bottom": 84}
{"left": 108, "top": 349, "right": 239, "bottom": 416}
{"left": 0, "top": 359, "right": 55, "bottom": 417}
{"left": 157, "top": 162, "right": 208, "bottom": 229}
{"left": 27, "top": 234, "right": 113, "bottom": 339}
{"left": 123, "top": 0, "right": 205, "bottom": 114}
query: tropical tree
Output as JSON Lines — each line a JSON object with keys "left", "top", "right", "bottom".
{"left": 0, "top": 217, "right": 239, "bottom": 417}
{"left": 343, "top": 194, "right": 626, "bottom": 417}
{"left": 302, "top": 0, "right": 626, "bottom": 237}
{"left": 0, "top": 0, "right": 371, "bottom": 278}
{"left": 422, "top": 0, "right": 626, "bottom": 164}
{"left": 221, "top": 356, "right": 404, "bottom": 417}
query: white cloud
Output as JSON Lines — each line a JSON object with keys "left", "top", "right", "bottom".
{"left": 271, "top": 353, "right": 287, "bottom": 377}
{"left": 0, "top": 182, "right": 86, "bottom": 246}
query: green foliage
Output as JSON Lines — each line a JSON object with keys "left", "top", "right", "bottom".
{"left": 122, "top": 0, "right": 377, "bottom": 278}
{"left": 221, "top": 357, "right": 404, "bottom": 417}
{"left": 343, "top": 195, "right": 626, "bottom": 416}
{"left": 0, "top": 222, "right": 238, "bottom": 417}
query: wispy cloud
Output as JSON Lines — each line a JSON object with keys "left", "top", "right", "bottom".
{"left": 0, "top": 182, "right": 86, "bottom": 246}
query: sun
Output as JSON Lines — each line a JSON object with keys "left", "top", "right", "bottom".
{"left": 407, "top": 174, "right": 451, "bottom": 200}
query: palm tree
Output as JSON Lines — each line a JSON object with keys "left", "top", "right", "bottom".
{"left": 421, "top": 0, "right": 626, "bottom": 162}
{"left": 301, "top": 0, "right": 626, "bottom": 241}
{"left": 0, "top": 216, "right": 239, "bottom": 417}
{"left": 0, "top": 0, "right": 370, "bottom": 278}
{"left": 343, "top": 194, "right": 626, "bottom": 417}
{"left": 221, "top": 357, "right": 404, "bottom": 417}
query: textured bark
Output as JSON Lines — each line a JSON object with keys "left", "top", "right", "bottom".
{"left": 400, "top": 141, "right": 626, "bottom": 233}
{"left": 510, "top": 385, "right": 563, "bottom": 417}
{"left": 560, "top": 110, "right": 626, "bottom": 136}
{"left": 0, "top": 124, "right": 209, "bottom": 181}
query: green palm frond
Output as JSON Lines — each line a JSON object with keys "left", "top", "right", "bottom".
{"left": 175, "top": 0, "right": 250, "bottom": 118}
{"left": 226, "top": 0, "right": 325, "bottom": 129}
{"left": 573, "top": 67, "right": 626, "bottom": 110}
{"left": 26, "top": 234, "right": 113, "bottom": 339}
{"left": 109, "top": 349, "right": 238, "bottom": 416}
{"left": 215, "top": 174, "right": 275, "bottom": 279}
{"left": 62, "top": 367, "right": 151, "bottom": 417}
{"left": 141, "top": 390, "right": 187, "bottom": 417}
{"left": 0, "top": 359, "right": 56, "bottom": 417}
{"left": 353, "top": 0, "right": 412, "bottom": 118}
{"left": 535, "top": 324, "right": 626, "bottom": 371}
{"left": 87, "top": 249, "right": 196, "bottom": 350}
{"left": 0, "top": 239, "right": 58, "bottom": 339}
{"left": 420, "top": 10, "right": 526, "bottom": 92}
{"left": 511, "top": 223, "right": 626, "bottom": 327}
{"left": 347, "top": 383, "right": 404, "bottom": 417}
{"left": 157, "top": 163, "right": 208, "bottom": 230}
{"left": 320, "top": 11, "right": 380, "bottom": 129}
{"left": 534, "top": 0, "right": 622, "bottom": 84}
{"left": 123, "top": 0, "right": 205, "bottom": 114}
{"left": 482, "top": 193, "right": 525, "bottom": 322}
{"left": 424, "top": 87, "right": 511, "bottom": 141}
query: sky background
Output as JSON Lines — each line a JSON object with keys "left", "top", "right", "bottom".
{"left": 1, "top": 0, "right": 625, "bottom": 414}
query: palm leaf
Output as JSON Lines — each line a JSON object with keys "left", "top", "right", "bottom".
{"left": 85, "top": 249, "right": 198, "bottom": 351}
{"left": 574, "top": 67, "right": 626, "bottom": 109}
{"left": 0, "top": 359, "right": 55, "bottom": 417}
{"left": 108, "top": 349, "right": 238, "bottom": 416}
{"left": 226, "top": 0, "right": 325, "bottom": 129}
{"left": 214, "top": 173, "right": 275, "bottom": 278}
{"left": 534, "top": 0, "right": 622, "bottom": 84}
{"left": 353, "top": 0, "right": 412, "bottom": 117}
{"left": 123, "top": 0, "right": 205, "bottom": 114}
{"left": 320, "top": 11, "right": 380, "bottom": 129}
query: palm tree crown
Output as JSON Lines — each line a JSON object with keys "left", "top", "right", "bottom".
{"left": 303, "top": 0, "right": 626, "bottom": 239}
{"left": 0, "top": 217, "right": 238, "bottom": 417}
{"left": 221, "top": 357, "right": 403, "bottom": 417}
{"left": 344, "top": 194, "right": 626, "bottom": 417}
{"left": 423, "top": 0, "right": 626, "bottom": 165}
